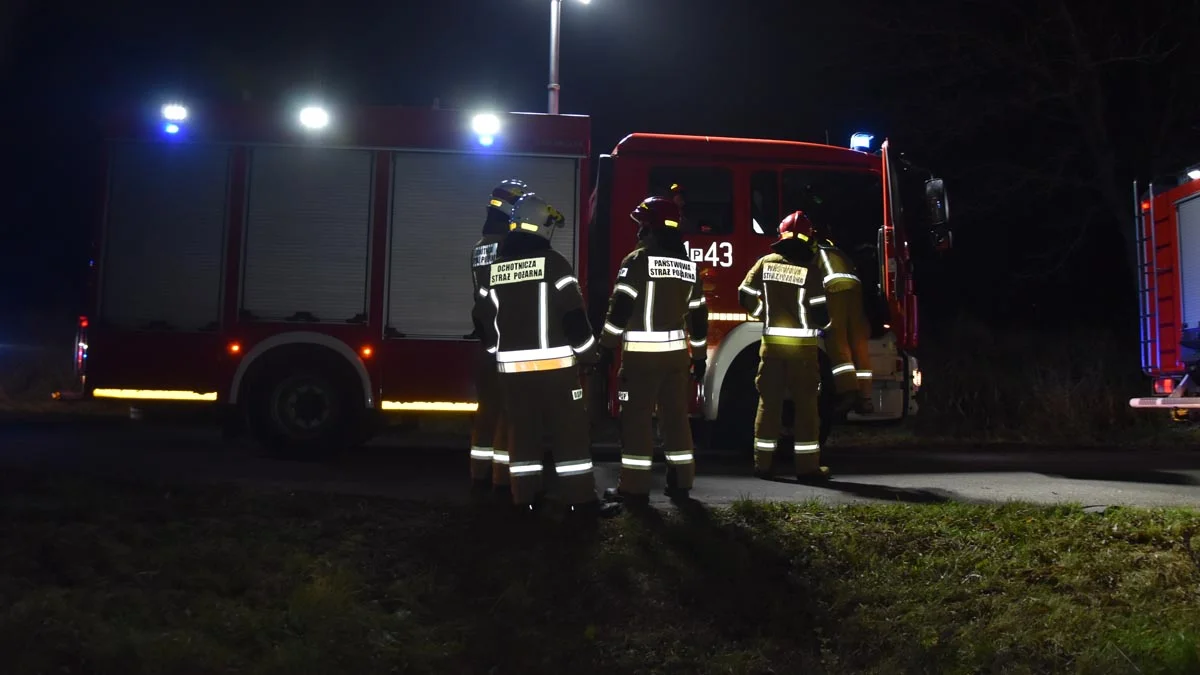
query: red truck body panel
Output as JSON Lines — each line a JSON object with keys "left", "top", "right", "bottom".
{"left": 84, "top": 105, "right": 591, "bottom": 407}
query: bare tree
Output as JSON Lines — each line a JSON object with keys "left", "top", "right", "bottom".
{"left": 847, "top": 0, "right": 1200, "bottom": 278}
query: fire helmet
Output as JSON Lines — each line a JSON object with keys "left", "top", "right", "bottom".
{"left": 509, "top": 193, "right": 566, "bottom": 242}
{"left": 776, "top": 211, "right": 815, "bottom": 244}
{"left": 488, "top": 178, "right": 529, "bottom": 218}
{"left": 630, "top": 196, "right": 681, "bottom": 231}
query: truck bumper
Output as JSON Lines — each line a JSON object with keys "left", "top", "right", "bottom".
{"left": 1129, "top": 396, "right": 1200, "bottom": 409}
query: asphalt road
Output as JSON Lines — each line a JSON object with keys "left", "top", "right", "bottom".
{"left": 2, "top": 415, "right": 1200, "bottom": 509}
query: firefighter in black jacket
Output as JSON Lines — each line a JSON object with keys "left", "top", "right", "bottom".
{"left": 738, "top": 211, "right": 831, "bottom": 481}
{"left": 472, "top": 193, "right": 621, "bottom": 518}
{"left": 468, "top": 178, "right": 528, "bottom": 495}
{"left": 598, "top": 197, "right": 708, "bottom": 503}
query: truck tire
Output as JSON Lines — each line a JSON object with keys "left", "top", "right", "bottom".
{"left": 817, "top": 349, "right": 837, "bottom": 447}
{"left": 712, "top": 347, "right": 838, "bottom": 455}
{"left": 711, "top": 348, "right": 758, "bottom": 453}
{"left": 246, "top": 360, "right": 366, "bottom": 461}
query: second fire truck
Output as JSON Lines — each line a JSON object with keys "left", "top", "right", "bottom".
{"left": 70, "top": 103, "right": 951, "bottom": 457}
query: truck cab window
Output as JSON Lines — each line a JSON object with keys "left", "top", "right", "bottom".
{"left": 782, "top": 168, "right": 888, "bottom": 326}
{"left": 647, "top": 166, "right": 734, "bottom": 236}
{"left": 750, "top": 170, "right": 780, "bottom": 236}
{"left": 782, "top": 169, "right": 881, "bottom": 265}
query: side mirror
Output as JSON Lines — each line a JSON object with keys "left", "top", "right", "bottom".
{"left": 925, "top": 178, "right": 949, "bottom": 226}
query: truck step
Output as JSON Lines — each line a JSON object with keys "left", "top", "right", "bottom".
{"left": 1130, "top": 396, "right": 1200, "bottom": 409}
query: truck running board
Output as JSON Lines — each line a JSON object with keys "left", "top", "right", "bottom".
{"left": 1129, "top": 396, "right": 1200, "bottom": 409}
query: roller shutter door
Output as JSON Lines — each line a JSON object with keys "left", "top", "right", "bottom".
{"left": 101, "top": 141, "right": 230, "bottom": 332}
{"left": 242, "top": 146, "right": 373, "bottom": 323}
{"left": 387, "top": 151, "right": 579, "bottom": 339}
{"left": 1178, "top": 196, "right": 1200, "bottom": 331}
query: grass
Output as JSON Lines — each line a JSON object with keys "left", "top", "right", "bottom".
{"left": 910, "top": 317, "right": 1196, "bottom": 447}
{"left": 2, "top": 468, "right": 1199, "bottom": 674}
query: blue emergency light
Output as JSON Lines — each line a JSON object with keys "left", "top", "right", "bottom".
{"left": 850, "top": 132, "right": 874, "bottom": 152}
{"left": 161, "top": 103, "right": 187, "bottom": 136}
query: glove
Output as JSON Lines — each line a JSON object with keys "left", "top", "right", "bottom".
{"left": 577, "top": 343, "right": 599, "bottom": 365}
{"left": 690, "top": 358, "right": 706, "bottom": 383}
{"left": 834, "top": 391, "right": 858, "bottom": 417}
{"left": 579, "top": 343, "right": 609, "bottom": 375}
{"left": 597, "top": 345, "right": 615, "bottom": 369}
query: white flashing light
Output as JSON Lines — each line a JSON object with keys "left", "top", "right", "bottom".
{"left": 161, "top": 103, "right": 188, "bottom": 121}
{"left": 299, "top": 106, "right": 330, "bottom": 130}
{"left": 1188, "top": 169, "right": 1200, "bottom": 181}
{"left": 472, "top": 113, "right": 501, "bottom": 144}
{"left": 850, "top": 132, "right": 874, "bottom": 152}
{"left": 164, "top": 123, "right": 180, "bottom": 134}
{"left": 578, "top": 0, "right": 591, "bottom": 4}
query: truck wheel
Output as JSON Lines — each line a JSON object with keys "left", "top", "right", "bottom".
{"left": 247, "top": 363, "right": 365, "bottom": 461}
{"left": 712, "top": 349, "right": 758, "bottom": 453}
{"left": 818, "top": 350, "right": 837, "bottom": 447}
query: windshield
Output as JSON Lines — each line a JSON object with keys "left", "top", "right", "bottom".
{"left": 750, "top": 168, "right": 884, "bottom": 311}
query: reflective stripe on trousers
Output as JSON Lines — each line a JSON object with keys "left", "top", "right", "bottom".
{"left": 624, "top": 329, "right": 687, "bottom": 353}
{"left": 621, "top": 455, "right": 653, "bottom": 469}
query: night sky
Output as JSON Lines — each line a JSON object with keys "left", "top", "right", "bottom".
{"left": 2, "top": 0, "right": 1198, "bottom": 347}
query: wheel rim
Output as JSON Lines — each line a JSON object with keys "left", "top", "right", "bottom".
{"left": 271, "top": 376, "right": 334, "bottom": 437}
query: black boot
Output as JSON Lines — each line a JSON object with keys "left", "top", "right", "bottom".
{"left": 664, "top": 467, "right": 691, "bottom": 501}
{"left": 568, "top": 499, "right": 623, "bottom": 518}
{"left": 796, "top": 466, "right": 832, "bottom": 484}
{"left": 492, "top": 483, "right": 513, "bottom": 504}
{"left": 604, "top": 487, "right": 649, "bottom": 506}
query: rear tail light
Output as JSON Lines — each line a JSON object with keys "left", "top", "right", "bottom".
{"left": 1154, "top": 377, "right": 1177, "bottom": 395}
{"left": 74, "top": 315, "right": 89, "bottom": 386}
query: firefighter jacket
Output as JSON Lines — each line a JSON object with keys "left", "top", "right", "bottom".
{"left": 738, "top": 252, "right": 828, "bottom": 358}
{"left": 816, "top": 242, "right": 862, "bottom": 295}
{"left": 473, "top": 244, "right": 596, "bottom": 373}
{"left": 471, "top": 234, "right": 506, "bottom": 297}
{"left": 599, "top": 243, "right": 708, "bottom": 358}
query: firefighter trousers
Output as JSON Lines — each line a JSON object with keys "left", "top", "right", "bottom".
{"left": 498, "top": 367, "right": 596, "bottom": 506}
{"left": 470, "top": 346, "right": 509, "bottom": 486}
{"left": 616, "top": 350, "right": 696, "bottom": 495}
{"left": 754, "top": 348, "right": 823, "bottom": 475}
{"left": 826, "top": 287, "right": 872, "bottom": 400}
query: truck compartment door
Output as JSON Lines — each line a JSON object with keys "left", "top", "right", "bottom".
{"left": 387, "top": 152, "right": 581, "bottom": 340}
{"left": 100, "top": 141, "right": 230, "bottom": 332}
{"left": 1176, "top": 196, "right": 1200, "bottom": 364}
{"left": 241, "top": 147, "right": 374, "bottom": 324}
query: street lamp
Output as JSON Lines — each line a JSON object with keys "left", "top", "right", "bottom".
{"left": 548, "top": 0, "right": 590, "bottom": 115}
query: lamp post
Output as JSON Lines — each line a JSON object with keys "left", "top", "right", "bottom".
{"left": 548, "top": 0, "right": 589, "bottom": 115}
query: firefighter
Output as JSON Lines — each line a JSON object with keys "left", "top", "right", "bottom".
{"left": 668, "top": 183, "right": 700, "bottom": 235}
{"left": 598, "top": 197, "right": 707, "bottom": 504}
{"left": 468, "top": 178, "right": 528, "bottom": 495}
{"left": 812, "top": 225, "right": 874, "bottom": 414}
{"left": 472, "top": 193, "right": 621, "bottom": 518}
{"left": 738, "top": 211, "right": 831, "bottom": 481}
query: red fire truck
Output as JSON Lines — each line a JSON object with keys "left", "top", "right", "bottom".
{"left": 1129, "top": 165, "right": 1200, "bottom": 415}
{"left": 69, "top": 102, "right": 951, "bottom": 457}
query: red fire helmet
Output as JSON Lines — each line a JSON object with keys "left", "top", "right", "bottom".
{"left": 776, "top": 210, "right": 815, "bottom": 244}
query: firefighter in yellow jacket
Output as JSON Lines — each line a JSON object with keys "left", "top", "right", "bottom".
{"left": 813, "top": 226, "right": 874, "bottom": 414}
{"left": 468, "top": 178, "right": 528, "bottom": 495}
{"left": 472, "top": 193, "right": 621, "bottom": 518}
{"left": 598, "top": 197, "right": 707, "bottom": 504}
{"left": 738, "top": 211, "right": 831, "bottom": 481}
